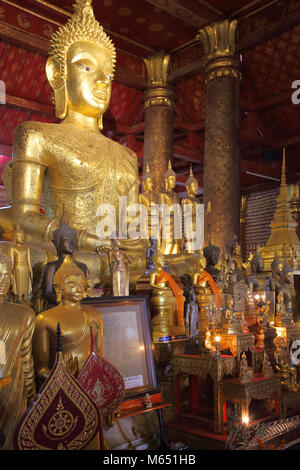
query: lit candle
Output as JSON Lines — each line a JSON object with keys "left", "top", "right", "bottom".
{"left": 242, "top": 415, "right": 249, "bottom": 426}
{"left": 215, "top": 336, "right": 221, "bottom": 357}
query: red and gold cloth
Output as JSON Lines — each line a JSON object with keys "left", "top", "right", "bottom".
{"left": 77, "top": 329, "right": 125, "bottom": 419}
{"left": 195, "top": 270, "right": 222, "bottom": 308}
{"left": 155, "top": 270, "right": 185, "bottom": 326}
{"left": 13, "top": 353, "right": 99, "bottom": 450}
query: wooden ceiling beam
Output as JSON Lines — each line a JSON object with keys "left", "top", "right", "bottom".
{"left": 241, "top": 90, "right": 292, "bottom": 112}
{"left": 0, "top": 21, "right": 147, "bottom": 90}
{"left": 0, "top": 143, "right": 12, "bottom": 156}
{"left": 237, "top": 6, "right": 300, "bottom": 52}
{"left": 5, "top": 94, "right": 54, "bottom": 116}
{"left": 144, "top": 0, "right": 214, "bottom": 28}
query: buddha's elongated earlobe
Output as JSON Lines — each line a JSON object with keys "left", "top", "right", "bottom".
{"left": 46, "top": 57, "right": 68, "bottom": 120}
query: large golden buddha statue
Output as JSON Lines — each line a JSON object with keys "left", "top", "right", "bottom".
{"left": 0, "top": 0, "right": 144, "bottom": 279}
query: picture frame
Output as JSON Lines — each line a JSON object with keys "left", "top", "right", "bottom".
{"left": 82, "top": 295, "right": 159, "bottom": 400}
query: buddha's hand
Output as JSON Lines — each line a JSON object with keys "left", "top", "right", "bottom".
{"left": 63, "top": 353, "right": 79, "bottom": 377}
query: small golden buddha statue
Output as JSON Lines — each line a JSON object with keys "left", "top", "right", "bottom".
{"left": 9, "top": 224, "right": 33, "bottom": 304}
{"left": 150, "top": 253, "right": 185, "bottom": 339}
{"left": 181, "top": 165, "right": 201, "bottom": 254}
{"left": 204, "top": 329, "right": 214, "bottom": 352}
{"left": 33, "top": 255, "right": 103, "bottom": 388}
{"left": 159, "top": 160, "right": 182, "bottom": 255}
{"left": 99, "top": 238, "right": 131, "bottom": 296}
{"left": 274, "top": 336, "right": 298, "bottom": 392}
{"left": 139, "top": 163, "right": 159, "bottom": 244}
{"left": 193, "top": 249, "right": 222, "bottom": 332}
{"left": 0, "top": 0, "right": 145, "bottom": 281}
{"left": 247, "top": 247, "right": 267, "bottom": 293}
{"left": 0, "top": 253, "right": 36, "bottom": 449}
{"left": 239, "top": 351, "right": 253, "bottom": 383}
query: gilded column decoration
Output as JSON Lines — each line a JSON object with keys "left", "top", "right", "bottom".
{"left": 240, "top": 194, "right": 247, "bottom": 262}
{"left": 143, "top": 52, "right": 176, "bottom": 195}
{"left": 197, "top": 19, "right": 241, "bottom": 251}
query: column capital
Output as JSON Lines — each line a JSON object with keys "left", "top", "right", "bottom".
{"left": 197, "top": 19, "right": 242, "bottom": 84}
{"left": 143, "top": 52, "right": 176, "bottom": 110}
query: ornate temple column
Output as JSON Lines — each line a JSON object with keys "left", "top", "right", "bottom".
{"left": 197, "top": 20, "right": 242, "bottom": 251}
{"left": 143, "top": 52, "right": 176, "bottom": 194}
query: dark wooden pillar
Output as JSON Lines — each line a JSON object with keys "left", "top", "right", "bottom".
{"left": 198, "top": 20, "right": 241, "bottom": 252}
{"left": 143, "top": 52, "right": 176, "bottom": 195}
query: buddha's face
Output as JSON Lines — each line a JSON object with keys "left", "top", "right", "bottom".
{"left": 0, "top": 263, "right": 11, "bottom": 297}
{"left": 187, "top": 181, "right": 198, "bottom": 197}
{"left": 61, "top": 274, "right": 85, "bottom": 303}
{"left": 14, "top": 230, "right": 24, "bottom": 244}
{"left": 143, "top": 178, "right": 153, "bottom": 193}
{"left": 66, "top": 41, "right": 113, "bottom": 117}
{"left": 59, "top": 235, "right": 76, "bottom": 255}
{"left": 166, "top": 175, "right": 176, "bottom": 190}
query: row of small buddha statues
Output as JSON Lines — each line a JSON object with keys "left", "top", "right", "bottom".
{"left": 140, "top": 162, "right": 201, "bottom": 255}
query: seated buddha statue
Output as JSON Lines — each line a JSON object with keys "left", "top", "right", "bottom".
{"left": 0, "top": 253, "right": 36, "bottom": 449}
{"left": 150, "top": 253, "right": 185, "bottom": 339}
{"left": 33, "top": 255, "right": 103, "bottom": 389}
{"left": 0, "top": 0, "right": 145, "bottom": 281}
{"left": 247, "top": 247, "right": 267, "bottom": 293}
{"left": 181, "top": 165, "right": 201, "bottom": 254}
{"left": 159, "top": 161, "right": 183, "bottom": 255}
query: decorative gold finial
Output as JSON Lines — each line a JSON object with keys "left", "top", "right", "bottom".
{"left": 143, "top": 162, "right": 152, "bottom": 181}
{"left": 49, "top": 0, "right": 116, "bottom": 78}
{"left": 164, "top": 160, "right": 176, "bottom": 178}
{"left": 186, "top": 164, "right": 197, "bottom": 186}
{"left": 281, "top": 148, "right": 286, "bottom": 187}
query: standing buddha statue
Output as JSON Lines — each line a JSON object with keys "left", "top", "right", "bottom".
{"left": 0, "top": 253, "right": 36, "bottom": 449}
{"left": 0, "top": 0, "right": 145, "bottom": 280}
{"left": 139, "top": 163, "right": 159, "bottom": 245}
{"left": 159, "top": 160, "right": 182, "bottom": 255}
{"left": 181, "top": 165, "right": 201, "bottom": 253}
{"left": 9, "top": 224, "right": 33, "bottom": 304}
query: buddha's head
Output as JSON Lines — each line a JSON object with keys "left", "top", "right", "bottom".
{"left": 0, "top": 253, "right": 12, "bottom": 298}
{"left": 271, "top": 253, "right": 282, "bottom": 276}
{"left": 153, "top": 253, "right": 165, "bottom": 269}
{"left": 13, "top": 225, "right": 25, "bottom": 245}
{"left": 186, "top": 166, "right": 198, "bottom": 197}
{"left": 164, "top": 160, "right": 176, "bottom": 190}
{"left": 53, "top": 222, "right": 77, "bottom": 256}
{"left": 203, "top": 245, "right": 220, "bottom": 267}
{"left": 143, "top": 163, "right": 154, "bottom": 193}
{"left": 54, "top": 255, "right": 86, "bottom": 304}
{"left": 46, "top": 0, "right": 116, "bottom": 130}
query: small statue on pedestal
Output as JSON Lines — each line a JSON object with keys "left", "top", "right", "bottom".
{"left": 99, "top": 238, "right": 131, "bottom": 297}
{"left": 262, "top": 351, "right": 274, "bottom": 377}
{"left": 280, "top": 260, "right": 295, "bottom": 319}
{"left": 185, "top": 289, "right": 199, "bottom": 337}
{"left": 204, "top": 329, "right": 214, "bottom": 352}
{"left": 203, "top": 243, "right": 221, "bottom": 283}
{"left": 139, "top": 163, "right": 159, "bottom": 246}
{"left": 247, "top": 246, "right": 267, "bottom": 293}
{"left": 9, "top": 224, "right": 33, "bottom": 304}
{"left": 274, "top": 291, "right": 285, "bottom": 327}
{"left": 225, "top": 295, "right": 243, "bottom": 334}
{"left": 269, "top": 253, "right": 283, "bottom": 294}
{"left": 274, "top": 336, "right": 298, "bottom": 392}
{"left": 239, "top": 351, "right": 253, "bottom": 383}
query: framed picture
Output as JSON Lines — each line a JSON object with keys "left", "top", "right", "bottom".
{"left": 82, "top": 295, "right": 158, "bottom": 400}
